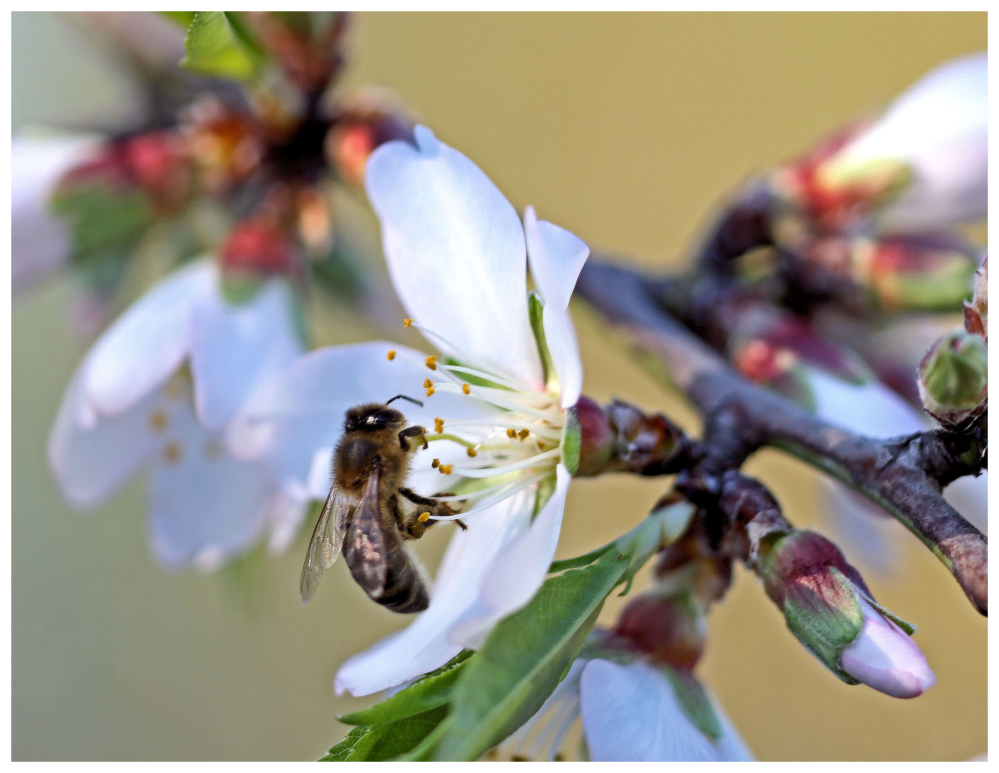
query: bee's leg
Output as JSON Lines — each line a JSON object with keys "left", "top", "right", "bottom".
{"left": 398, "top": 425, "right": 428, "bottom": 451}
{"left": 398, "top": 487, "right": 463, "bottom": 539}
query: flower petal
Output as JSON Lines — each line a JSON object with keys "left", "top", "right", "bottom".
{"left": 335, "top": 487, "right": 535, "bottom": 696}
{"left": 502, "top": 658, "right": 587, "bottom": 761}
{"left": 580, "top": 659, "right": 718, "bottom": 761}
{"left": 147, "top": 395, "right": 271, "bottom": 569}
{"left": 524, "top": 206, "right": 590, "bottom": 312}
{"left": 808, "top": 368, "right": 928, "bottom": 438}
{"left": 190, "top": 277, "right": 304, "bottom": 429}
{"left": 543, "top": 303, "right": 583, "bottom": 409}
{"left": 12, "top": 135, "right": 98, "bottom": 292}
{"left": 227, "top": 341, "right": 490, "bottom": 496}
{"left": 48, "top": 360, "right": 159, "bottom": 509}
{"left": 84, "top": 260, "right": 215, "bottom": 417}
{"left": 839, "top": 597, "right": 936, "bottom": 699}
{"left": 366, "top": 125, "right": 543, "bottom": 389}
{"left": 449, "top": 464, "right": 570, "bottom": 650}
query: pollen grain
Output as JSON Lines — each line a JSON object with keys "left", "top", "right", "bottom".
{"left": 387, "top": 350, "right": 396, "bottom": 361}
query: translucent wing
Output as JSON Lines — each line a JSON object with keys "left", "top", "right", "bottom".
{"left": 343, "top": 464, "right": 388, "bottom": 600}
{"left": 300, "top": 485, "right": 351, "bottom": 604}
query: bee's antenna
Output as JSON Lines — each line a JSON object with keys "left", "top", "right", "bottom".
{"left": 386, "top": 394, "right": 424, "bottom": 407}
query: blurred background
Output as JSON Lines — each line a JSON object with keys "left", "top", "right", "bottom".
{"left": 12, "top": 12, "right": 986, "bottom": 761}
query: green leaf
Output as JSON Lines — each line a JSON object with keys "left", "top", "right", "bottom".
{"left": 548, "top": 543, "right": 615, "bottom": 574}
{"left": 181, "top": 12, "right": 261, "bottom": 80}
{"left": 337, "top": 650, "right": 473, "bottom": 726}
{"left": 159, "top": 12, "right": 196, "bottom": 30}
{"left": 432, "top": 550, "right": 634, "bottom": 760}
{"left": 51, "top": 184, "right": 152, "bottom": 263}
{"left": 319, "top": 725, "right": 369, "bottom": 761}
{"left": 344, "top": 705, "right": 449, "bottom": 761}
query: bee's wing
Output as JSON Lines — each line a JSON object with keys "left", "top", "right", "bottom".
{"left": 300, "top": 486, "right": 351, "bottom": 605}
{"left": 344, "top": 465, "right": 389, "bottom": 599}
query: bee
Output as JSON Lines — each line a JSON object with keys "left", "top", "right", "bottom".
{"left": 299, "top": 395, "right": 460, "bottom": 613}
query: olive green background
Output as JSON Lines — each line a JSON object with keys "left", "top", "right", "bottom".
{"left": 12, "top": 12, "right": 987, "bottom": 760}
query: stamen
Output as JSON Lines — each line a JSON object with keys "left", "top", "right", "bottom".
{"left": 429, "top": 472, "right": 548, "bottom": 520}
{"left": 407, "top": 321, "right": 533, "bottom": 393}
{"left": 443, "top": 364, "right": 523, "bottom": 391}
{"left": 438, "top": 463, "right": 453, "bottom": 475}
{"left": 386, "top": 350, "right": 396, "bottom": 361}
{"left": 426, "top": 387, "right": 436, "bottom": 397}
{"left": 425, "top": 356, "right": 437, "bottom": 370}
{"left": 506, "top": 428, "right": 517, "bottom": 439}
{"left": 518, "top": 429, "right": 530, "bottom": 440}
{"left": 434, "top": 418, "right": 444, "bottom": 433}
{"left": 462, "top": 384, "right": 470, "bottom": 395}
{"left": 424, "top": 379, "right": 433, "bottom": 388}
{"left": 466, "top": 447, "right": 477, "bottom": 457}
{"left": 432, "top": 459, "right": 440, "bottom": 468}
{"left": 434, "top": 383, "right": 555, "bottom": 420}
{"left": 418, "top": 512, "right": 430, "bottom": 522}
{"left": 403, "top": 318, "right": 413, "bottom": 327}
{"left": 426, "top": 432, "right": 476, "bottom": 448}
{"left": 449, "top": 447, "right": 562, "bottom": 479}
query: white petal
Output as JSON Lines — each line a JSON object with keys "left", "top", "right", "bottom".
{"left": 190, "top": 277, "right": 304, "bottom": 429}
{"left": 808, "top": 368, "right": 928, "bottom": 438}
{"left": 524, "top": 206, "right": 590, "bottom": 312}
{"left": 265, "top": 486, "right": 310, "bottom": 555}
{"left": 819, "top": 478, "right": 899, "bottom": 576}
{"left": 148, "top": 397, "right": 271, "bottom": 569}
{"left": 580, "top": 660, "right": 719, "bottom": 761}
{"left": 943, "top": 471, "right": 988, "bottom": 534}
{"left": 502, "top": 659, "right": 587, "bottom": 760}
{"left": 366, "top": 125, "right": 543, "bottom": 389}
{"left": 227, "top": 341, "right": 491, "bottom": 495}
{"left": 47, "top": 360, "right": 159, "bottom": 509}
{"left": 335, "top": 487, "right": 535, "bottom": 696}
{"left": 544, "top": 303, "right": 583, "bottom": 409}
{"left": 449, "top": 465, "right": 570, "bottom": 649}
{"left": 12, "top": 135, "right": 99, "bottom": 293}
{"left": 839, "top": 597, "right": 936, "bottom": 699}
{"left": 84, "top": 260, "right": 215, "bottom": 417}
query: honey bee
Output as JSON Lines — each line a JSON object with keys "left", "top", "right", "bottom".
{"left": 300, "top": 395, "right": 460, "bottom": 613}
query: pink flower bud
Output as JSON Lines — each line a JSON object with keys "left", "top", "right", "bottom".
{"left": 615, "top": 593, "right": 706, "bottom": 671}
{"left": 839, "top": 597, "right": 936, "bottom": 699}
{"left": 221, "top": 218, "right": 298, "bottom": 277}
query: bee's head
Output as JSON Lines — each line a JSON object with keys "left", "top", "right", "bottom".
{"left": 345, "top": 404, "right": 406, "bottom": 433}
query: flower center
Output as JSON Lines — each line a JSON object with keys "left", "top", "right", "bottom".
{"left": 391, "top": 321, "right": 565, "bottom": 522}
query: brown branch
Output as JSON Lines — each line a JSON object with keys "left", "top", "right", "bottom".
{"left": 576, "top": 257, "right": 987, "bottom": 615}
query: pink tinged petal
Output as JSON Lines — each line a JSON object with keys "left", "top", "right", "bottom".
{"left": 839, "top": 597, "right": 936, "bottom": 699}
{"left": 808, "top": 368, "right": 927, "bottom": 439}
{"left": 12, "top": 135, "right": 99, "bottom": 293}
{"left": 449, "top": 464, "right": 570, "bottom": 650}
{"left": 147, "top": 397, "right": 271, "bottom": 570}
{"left": 48, "top": 361, "right": 160, "bottom": 509}
{"left": 580, "top": 660, "right": 719, "bottom": 761}
{"left": 943, "top": 471, "right": 988, "bottom": 534}
{"left": 226, "top": 342, "right": 491, "bottom": 494}
{"left": 366, "top": 125, "right": 543, "bottom": 390}
{"left": 335, "top": 488, "right": 535, "bottom": 696}
{"left": 190, "top": 277, "right": 305, "bottom": 429}
{"left": 84, "top": 260, "right": 215, "bottom": 417}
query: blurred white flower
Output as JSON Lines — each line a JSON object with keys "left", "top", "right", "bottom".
{"left": 502, "top": 659, "right": 752, "bottom": 761}
{"left": 817, "top": 52, "right": 987, "bottom": 231}
{"left": 839, "top": 597, "right": 936, "bottom": 699}
{"left": 11, "top": 135, "right": 99, "bottom": 293}
{"left": 229, "top": 126, "right": 589, "bottom": 695}
{"left": 48, "top": 258, "right": 307, "bottom": 565}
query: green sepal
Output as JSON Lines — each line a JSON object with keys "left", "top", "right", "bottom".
{"left": 51, "top": 183, "right": 153, "bottom": 268}
{"left": 337, "top": 650, "right": 473, "bottom": 726}
{"left": 181, "top": 12, "right": 264, "bottom": 81}
{"left": 219, "top": 272, "right": 265, "bottom": 305}
{"left": 432, "top": 550, "right": 635, "bottom": 760}
{"left": 341, "top": 705, "right": 449, "bottom": 761}
{"left": 528, "top": 291, "right": 558, "bottom": 392}
{"left": 661, "top": 666, "right": 723, "bottom": 741}
{"left": 887, "top": 258, "right": 977, "bottom": 312}
{"left": 531, "top": 473, "right": 557, "bottom": 520}
{"left": 320, "top": 725, "right": 369, "bottom": 761}
{"left": 561, "top": 404, "right": 582, "bottom": 476}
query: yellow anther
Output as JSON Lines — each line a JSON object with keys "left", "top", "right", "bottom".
{"left": 404, "top": 318, "right": 413, "bottom": 327}
{"left": 439, "top": 463, "right": 453, "bottom": 475}
{"left": 425, "top": 356, "right": 437, "bottom": 370}
{"left": 462, "top": 384, "right": 470, "bottom": 395}
{"left": 162, "top": 442, "right": 183, "bottom": 465}
{"left": 426, "top": 387, "right": 436, "bottom": 397}
{"left": 506, "top": 428, "right": 517, "bottom": 439}
{"left": 387, "top": 350, "right": 396, "bottom": 361}
{"left": 432, "top": 458, "right": 440, "bottom": 468}
{"left": 424, "top": 378, "right": 433, "bottom": 388}
{"left": 149, "top": 410, "right": 169, "bottom": 433}
{"left": 466, "top": 447, "right": 478, "bottom": 457}
{"left": 518, "top": 429, "right": 530, "bottom": 440}
{"left": 418, "top": 512, "right": 431, "bottom": 523}
{"left": 434, "top": 418, "right": 445, "bottom": 433}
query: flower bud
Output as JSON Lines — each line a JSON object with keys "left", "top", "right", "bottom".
{"left": 839, "top": 597, "right": 936, "bottom": 699}
{"left": 564, "top": 395, "right": 613, "bottom": 476}
{"left": 184, "top": 101, "right": 264, "bottom": 192}
{"left": 964, "top": 256, "right": 987, "bottom": 345}
{"left": 615, "top": 592, "right": 706, "bottom": 671}
{"left": 220, "top": 218, "right": 298, "bottom": 280}
{"left": 918, "top": 327, "right": 988, "bottom": 426}
{"left": 761, "top": 529, "right": 927, "bottom": 696}
{"left": 327, "top": 89, "right": 415, "bottom": 189}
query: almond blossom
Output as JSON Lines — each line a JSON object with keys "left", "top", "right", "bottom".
{"left": 227, "top": 126, "right": 589, "bottom": 695}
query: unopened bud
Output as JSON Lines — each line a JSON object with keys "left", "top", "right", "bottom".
{"left": 327, "top": 89, "right": 415, "bottom": 189}
{"left": 615, "top": 592, "right": 706, "bottom": 671}
{"left": 918, "top": 328, "right": 988, "bottom": 426}
{"left": 564, "top": 395, "right": 613, "bottom": 477}
{"left": 964, "top": 256, "right": 987, "bottom": 345}
{"left": 221, "top": 218, "right": 298, "bottom": 279}
{"left": 851, "top": 233, "right": 978, "bottom": 312}
{"left": 184, "top": 101, "right": 264, "bottom": 191}
{"left": 761, "top": 529, "right": 921, "bottom": 692}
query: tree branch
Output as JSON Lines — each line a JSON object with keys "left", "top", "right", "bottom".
{"left": 576, "top": 257, "right": 987, "bottom": 615}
